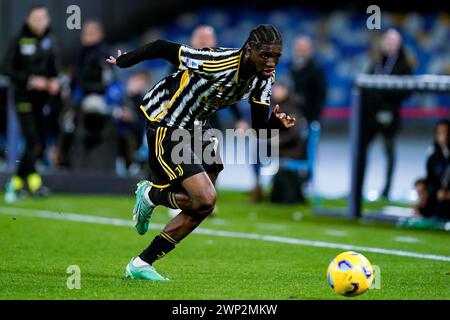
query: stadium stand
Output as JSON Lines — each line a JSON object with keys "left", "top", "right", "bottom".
{"left": 114, "top": 9, "right": 449, "bottom": 120}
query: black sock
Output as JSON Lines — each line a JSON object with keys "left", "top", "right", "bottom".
{"left": 139, "top": 232, "right": 178, "bottom": 265}
{"left": 149, "top": 187, "right": 180, "bottom": 209}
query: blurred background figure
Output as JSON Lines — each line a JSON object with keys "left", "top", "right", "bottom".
{"left": 190, "top": 25, "right": 216, "bottom": 49}
{"left": 414, "top": 119, "right": 450, "bottom": 220}
{"left": 256, "top": 35, "right": 325, "bottom": 204}
{"left": 290, "top": 35, "right": 326, "bottom": 125}
{"left": 75, "top": 20, "right": 113, "bottom": 97}
{"left": 68, "top": 20, "right": 120, "bottom": 172}
{"left": 249, "top": 35, "right": 326, "bottom": 204}
{"left": 269, "top": 83, "right": 309, "bottom": 204}
{"left": 357, "top": 28, "right": 414, "bottom": 201}
{"left": 116, "top": 70, "right": 151, "bottom": 175}
{"left": 0, "top": 80, "right": 8, "bottom": 170}
{"left": 2, "top": 5, "right": 61, "bottom": 201}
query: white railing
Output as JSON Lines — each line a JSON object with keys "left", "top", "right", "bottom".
{"left": 354, "top": 74, "right": 450, "bottom": 92}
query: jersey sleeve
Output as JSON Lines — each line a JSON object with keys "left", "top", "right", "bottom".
{"left": 249, "top": 74, "right": 275, "bottom": 106}
{"left": 116, "top": 40, "right": 181, "bottom": 68}
{"left": 178, "top": 45, "right": 240, "bottom": 76}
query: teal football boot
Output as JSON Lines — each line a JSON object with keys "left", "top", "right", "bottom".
{"left": 125, "top": 258, "right": 168, "bottom": 281}
{"left": 132, "top": 180, "right": 156, "bottom": 235}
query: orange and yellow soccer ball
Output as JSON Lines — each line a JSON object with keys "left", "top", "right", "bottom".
{"left": 327, "top": 251, "right": 374, "bottom": 297}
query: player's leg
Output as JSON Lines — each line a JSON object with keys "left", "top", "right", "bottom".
{"left": 138, "top": 171, "right": 216, "bottom": 258}
{"left": 126, "top": 124, "right": 220, "bottom": 280}
{"left": 126, "top": 172, "right": 218, "bottom": 280}
{"left": 132, "top": 124, "right": 209, "bottom": 235}
{"left": 133, "top": 170, "right": 216, "bottom": 233}
{"left": 355, "top": 126, "right": 377, "bottom": 202}
{"left": 28, "top": 94, "right": 48, "bottom": 196}
{"left": 159, "top": 171, "right": 218, "bottom": 241}
{"left": 381, "top": 131, "right": 395, "bottom": 199}
{"left": 133, "top": 125, "right": 223, "bottom": 234}
{"left": 5, "top": 100, "right": 38, "bottom": 201}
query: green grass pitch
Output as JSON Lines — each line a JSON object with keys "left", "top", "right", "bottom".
{"left": 0, "top": 191, "right": 449, "bottom": 300}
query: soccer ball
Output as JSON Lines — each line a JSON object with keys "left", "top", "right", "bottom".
{"left": 327, "top": 251, "right": 374, "bottom": 297}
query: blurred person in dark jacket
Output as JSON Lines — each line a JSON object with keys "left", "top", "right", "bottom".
{"left": 358, "top": 28, "right": 413, "bottom": 200}
{"left": 116, "top": 71, "right": 151, "bottom": 172}
{"left": 414, "top": 120, "right": 450, "bottom": 220}
{"left": 68, "top": 20, "right": 119, "bottom": 172}
{"left": 273, "top": 84, "right": 307, "bottom": 161}
{"left": 269, "top": 83, "right": 308, "bottom": 204}
{"left": 73, "top": 20, "right": 113, "bottom": 97}
{"left": 290, "top": 35, "right": 326, "bottom": 124}
{"left": 264, "top": 34, "right": 324, "bottom": 204}
{"left": 2, "top": 5, "right": 61, "bottom": 200}
{"left": 252, "top": 35, "right": 325, "bottom": 203}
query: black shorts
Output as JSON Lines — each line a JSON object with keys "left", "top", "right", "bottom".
{"left": 145, "top": 121, "right": 223, "bottom": 190}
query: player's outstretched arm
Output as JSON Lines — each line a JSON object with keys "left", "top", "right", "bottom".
{"left": 250, "top": 103, "right": 295, "bottom": 131}
{"left": 106, "top": 39, "right": 181, "bottom": 68}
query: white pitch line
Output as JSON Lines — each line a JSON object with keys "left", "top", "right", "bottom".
{"left": 256, "top": 223, "right": 288, "bottom": 231}
{"left": 394, "top": 236, "right": 421, "bottom": 243}
{"left": 0, "top": 206, "right": 164, "bottom": 229}
{"left": 325, "top": 229, "right": 348, "bottom": 237}
{"left": 1, "top": 206, "right": 449, "bottom": 263}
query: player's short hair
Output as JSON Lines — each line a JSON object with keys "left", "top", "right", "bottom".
{"left": 436, "top": 118, "right": 450, "bottom": 129}
{"left": 82, "top": 19, "right": 104, "bottom": 33}
{"left": 27, "top": 4, "right": 47, "bottom": 16}
{"left": 245, "top": 24, "right": 283, "bottom": 50}
{"left": 414, "top": 178, "right": 426, "bottom": 187}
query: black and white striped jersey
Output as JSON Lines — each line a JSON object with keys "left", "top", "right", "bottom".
{"left": 138, "top": 44, "right": 274, "bottom": 129}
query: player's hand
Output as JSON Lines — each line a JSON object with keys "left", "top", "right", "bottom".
{"left": 273, "top": 104, "right": 295, "bottom": 128}
{"left": 48, "top": 78, "right": 61, "bottom": 95}
{"left": 106, "top": 50, "right": 123, "bottom": 65}
{"left": 29, "top": 75, "right": 48, "bottom": 91}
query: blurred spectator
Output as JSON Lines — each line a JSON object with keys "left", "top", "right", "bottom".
{"left": 0, "top": 85, "right": 7, "bottom": 168}
{"left": 116, "top": 71, "right": 151, "bottom": 172}
{"left": 255, "top": 35, "right": 325, "bottom": 204}
{"left": 68, "top": 20, "right": 120, "bottom": 172}
{"left": 190, "top": 25, "right": 217, "bottom": 49}
{"left": 74, "top": 20, "right": 114, "bottom": 96}
{"left": 414, "top": 119, "right": 450, "bottom": 220}
{"left": 358, "top": 28, "right": 413, "bottom": 200}
{"left": 290, "top": 35, "right": 326, "bottom": 124}
{"left": 269, "top": 83, "right": 308, "bottom": 204}
{"left": 2, "top": 5, "right": 61, "bottom": 200}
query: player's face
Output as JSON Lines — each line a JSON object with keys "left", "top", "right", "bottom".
{"left": 249, "top": 44, "right": 282, "bottom": 78}
{"left": 382, "top": 30, "right": 401, "bottom": 55}
{"left": 294, "top": 37, "right": 312, "bottom": 59}
{"left": 27, "top": 8, "right": 49, "bottom": 37}
{"left": 81, "top": 22, "right": 104, "bottom": 46}
{"left": 191, "top": 27, "right": 216, "bottom": 49}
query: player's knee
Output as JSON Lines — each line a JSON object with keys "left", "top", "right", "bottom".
{"left": 194, "top": 188, "right": 216, "bottom": 216}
